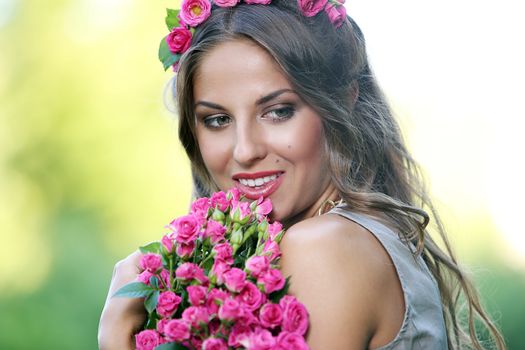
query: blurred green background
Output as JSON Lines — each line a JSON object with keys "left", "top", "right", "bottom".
{"left": 1, "top": 0, "right": 524, "bottom": 349}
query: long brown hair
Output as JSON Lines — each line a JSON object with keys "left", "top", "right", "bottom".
{"left": 173, "top": 1, "right": 505, "bottom": 348}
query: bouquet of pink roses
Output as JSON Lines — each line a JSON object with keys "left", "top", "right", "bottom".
{"left": 114, "top": 188, "right": 310, "bottom": 350}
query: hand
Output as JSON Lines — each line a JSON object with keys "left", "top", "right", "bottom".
{"left": 98, "top": 251, "right": 147, "bottom": 350}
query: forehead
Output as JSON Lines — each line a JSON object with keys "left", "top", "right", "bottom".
{"left": 193, "top": 38, "right": 292, "bottom": 103}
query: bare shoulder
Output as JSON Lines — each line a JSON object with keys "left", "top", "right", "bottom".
{"left": 280, "top": 213, "right": 403, "bottom": 349}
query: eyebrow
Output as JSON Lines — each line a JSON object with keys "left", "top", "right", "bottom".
{"left": 194, "top": 88, "right": 296, "bottom": 110}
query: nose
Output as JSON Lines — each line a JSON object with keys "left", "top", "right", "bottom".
{"left": 232, "top": 120, "right": 267, "bottom": 166}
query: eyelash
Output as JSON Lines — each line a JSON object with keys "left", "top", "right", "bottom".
{"left": 201, "top": 105, "right": 296, "bottom": 130}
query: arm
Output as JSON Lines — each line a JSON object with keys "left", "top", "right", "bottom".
{"left": 279, "top": 215, "right": 392, "bottom": 350}
{"left": 98, "top": 251, "right": 146, "bottom": 350}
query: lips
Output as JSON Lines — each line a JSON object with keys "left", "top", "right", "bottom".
{"left": 232, "top": 171, "right": 284, "bottom": 200}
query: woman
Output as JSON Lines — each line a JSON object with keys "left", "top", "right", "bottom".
{"left": 99, "top": 0, "right": 505, "bottom": 349}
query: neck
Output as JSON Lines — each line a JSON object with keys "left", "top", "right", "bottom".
{"left": 282, "top": 183, "right": 340, "bottom": 228}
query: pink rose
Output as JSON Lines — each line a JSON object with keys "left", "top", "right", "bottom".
{"left": 256, "top": 197, "right": 272, "bottom": 217}
{"left": 268, "top": 221, "right": 283, "bottom": 241}
{"left": 179, "top": 0, "right": 212, "bottom": 27}
{"left": 276, "top": 332, "right": 309, "bottom": 350}
{"left": 228, "top": 323, "right": 251, "bottom": 348}
{"left": 164, "top": 319, "right": 190, "bottom": 342}
{"left": 263, "top": 239, "right": 281, "bottom": 261}
{"left": 191, "top": 197, "right": 211, "bottom": 222}
{"left": 182, "top": 306, "right": 210, "bottom": 328}
{"left": 236, "top": 282, "right": 265, "bottom": 311}
{"left": 213, "top": 242, "right": 234, "bottom": 264}
{"left": 244, "top": 0, "right": 271, "bottom": 4}
{"left": 211, "top": 260, "right": 230, "bottom": 285}
{"left": 218, "top": 298, "right": 243, "bottom": 321}
{"left": 205, "top": 220, "right": 226, "bottom": 244}
{"left": 156, "top": 318, "right": 169, "bottom": 334}
{"left": 223, "top": 267, "right": 247, "bottom": 293}
{"left": 231, "top": 201, "right": 251, "bottom": 223}
{"left": 172, "top": 214, "right": 201, "bottom": 244}
{"left": 140, "top": 253, "right": 163, "bottom": 273}
{"left": 325, "top": 3, "right": 346, "bottom": 28}
{"left": 156, "top": 291, "right": 182, "bottom": 318}
{"left": 210, "top": 191, "right": 229, "bottom": 211}
{"left": 187, "top": 285, "right": 207, "bottom": 306}
{"left": 166, "top": 26, "right": 192, "bottom": 54}
{"left": 227, "top": 187, "right": 241, "bottom": 207}
{"left": 137, "top": 270, "right": 153, "bottom": 285}
{"left": 207, "top": 288, "right": 229, "bottom": 315}
{"left": 259, "top": 302, "right": 283, "bottom": 329}
{"left": 202, "top": 337, "right": 228, "bottom": 350}
{"left": 176, "top": 241, "right": 195, "bottom": 259}
{"left": 161, "top": 234, "right": 174, "bottom": 253}
{"left": 298, "top": 0, "right": 328, "bottom": 17}
{"left": 175, "top": 262, "right": 207, "bottom": 284}
{"left": 258, "top": 268, "right": 285, "bottom": 294}
{"left": 160, "top": 269, "right": 172, "bottom": 289}
{"left": 281, "top": 298, "right": 309, "bottom": 336}
{"left": 135, "top": 329, "right": 161, "bottom": 350}
{"left": 242, "top": 329, "right": 276, "bottom": 350}
{"left": 246, "top": 255, "right": 270, "bottom": 277}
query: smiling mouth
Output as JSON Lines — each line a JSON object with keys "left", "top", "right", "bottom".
{"left": 232, "top": 171, "right": 284, "bottom": 199}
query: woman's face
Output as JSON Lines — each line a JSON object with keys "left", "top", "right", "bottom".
{"left": 193, "top": 39, "right": 337, "bottom": 223}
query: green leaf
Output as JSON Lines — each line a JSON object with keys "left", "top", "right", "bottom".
{"left": 112, "top": 282, "right": 154, "bottom": 298}
{"left": 158, "top": 36, "right": 181, "bottom": 71}
{"left": 269, "top": 276, "right": 291, "bottom": 303}
{"left": 140, "top": 241, "right": 161, "bottom": 254}
{"left": 155, "top": 342, "right": 190, "bottom": 350}
{"left": 165, "top": 8, "right": 181, "bottom": 30}
{"left": 149, "top": 275, "right": 159, "bottom": 289}
{"left": 145, "top": 290, "right": 160, "bottom": 313}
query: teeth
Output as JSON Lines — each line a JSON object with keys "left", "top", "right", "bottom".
{"left": 238, "top": 174, "right": 279, "bottom": 188}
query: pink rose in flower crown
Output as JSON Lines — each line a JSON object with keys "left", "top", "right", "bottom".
{"left": 179, "top": 0, "right": 212, "bottom": 27}
{"left": 214, "top": 0, "right": 239, "bottom": 7}
{"left": 281, "top": 296, "right": 309, "bottom": 336}
{"left": 156, "top": 291, "right": 182, "bottom": 318}
{"left": 210, "top": 191, "right": 230, "bottom": 211}
{"left": 260, "top": 302, "right": 283, "bottom": 329}
{"left": 164, "top": 319, "right": 191, "bottom": 342}
{"left": 246, "top": 255, "right": 270, "bottom": 277}
{"left": 202, "top": 337, "right": 228, "bottom": 350}
{"left": 187, "top": 285, "right": 207, "bottom": 306}
{"left": 139, "top": 253, "right": 163, "bottom": 273}
{"left": 171, "top": 214, "right": 201, "bottom": 244}
{"left": 325, "top": 3, "right": 347, "bottom": 28}
{"left": 298, "top": 0, "right": 328, "bottom": 17}
{"left": 223, "top": 267, "right": 247, "bottom": 293}
{"left": 276, "top": 332, "right": 309, "bottom": 350}
{"left": 236, "top": 281, "right": 265, "bottom": 311}
{"left": 166, "top": 26, "right": 192, "bottom": 54}
{"left": 258, "top": 268, "right": 285, "bottom": 294}
{"left": 205, "top": 219, "right": 226, "bottom": 243}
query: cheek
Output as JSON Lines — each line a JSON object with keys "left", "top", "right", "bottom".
{"left": 196, "top": 131, "right": 231, "bottom": 181}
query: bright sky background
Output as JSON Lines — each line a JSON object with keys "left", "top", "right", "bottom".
{"left": 349, "top": 0, "right": 525, "bottom": 263}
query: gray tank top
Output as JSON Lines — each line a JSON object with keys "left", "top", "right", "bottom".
{"left": 329, "top": 207, "right": 448, "bottom": 349}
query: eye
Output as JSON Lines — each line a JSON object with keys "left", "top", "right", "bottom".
{"left": 203, "top": 114, "right": 231, "bottom": 129}
{"left": 262, "top": 105, "right": 296, "bottom": 122}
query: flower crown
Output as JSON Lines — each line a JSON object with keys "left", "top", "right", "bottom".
{"left": 159, "top": 0, "right": 347, "bottom": 71}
